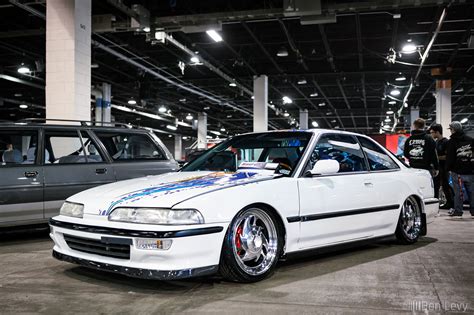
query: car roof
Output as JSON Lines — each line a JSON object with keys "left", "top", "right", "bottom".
{"left": 237, "top": 128, "right": 368, "bottom": 138}
{"left": 0, "top": 121, "right": 151, "bottom": 133}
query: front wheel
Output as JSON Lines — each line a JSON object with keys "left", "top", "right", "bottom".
{"left": 219, "top": 207, "right": 283, "bottom": 282}
{"left": 395, "top": 196, "right": 423, "bottom": 244}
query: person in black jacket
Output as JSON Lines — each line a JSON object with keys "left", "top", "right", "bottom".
{"left": 445, "top": 121, "right": 474, "bottom": 217}
{"left": 404, "top": 118, "right": 439, "bottom": 176}
{"left": 429, "top": 123, "right": 454, "bottom": 208}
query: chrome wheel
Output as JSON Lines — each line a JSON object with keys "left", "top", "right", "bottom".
{"left": 401, "top": 198, "right": 421, "bottom": 240}
{"left": 231, "top": 208, "right": 278, "bottom": 276}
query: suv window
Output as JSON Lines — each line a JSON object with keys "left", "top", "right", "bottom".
{"left": 45, "top": 130, "right": 104, "bottom": 164}
{"left": 357, "top": 136, "right": 399, "bottom": 171}
{"left": 95, "top": 131, "right": 166, "bottom": 161}
{"left": 308, "top": 134, "right": 368, "bottom": 173}
{"left": 0, "top": 130, "right": 39, "bottom": 166}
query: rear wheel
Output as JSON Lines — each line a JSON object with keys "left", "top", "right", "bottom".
{"left": 219, "top": 207, "right": 283, "bottom": 282}
{"left": 395, "top": 196, "right": 422, "bottom": 244}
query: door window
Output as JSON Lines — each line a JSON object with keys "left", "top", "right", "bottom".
{"left": 357, "top": 136, "right": 399, "bottom": 171}
{"left": 45, "top": 130, "right": 104, "bottom": 164}
{"left": 95, "top": 131, "right": 166, "bottom": 161}
{"left": 308, "top": 134, "right": 367, "bottom": 173}
{"left": 0, "top": 130, "right": 39, "bottom": 166}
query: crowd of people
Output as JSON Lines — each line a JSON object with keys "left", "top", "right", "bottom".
{"left": 404, "top": 118, "right": 473, "bottom": 217}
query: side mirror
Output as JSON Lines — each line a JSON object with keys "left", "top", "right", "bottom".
{"left": 307, "top": 159, "right": 339, "bottom": 176}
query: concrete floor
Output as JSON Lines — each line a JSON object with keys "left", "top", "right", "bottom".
{"left": 0, "top": 210, "right": 473, "bottom": 314}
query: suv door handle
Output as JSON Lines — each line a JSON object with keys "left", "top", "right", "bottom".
{"left": 364, "top": 181, "right": 373, "bottom": 187}
{"left": 95, "top": 168, "right": 107, "bottom": 174}
{"left": 24, "top": 171, "right": 38, "bottom": 178}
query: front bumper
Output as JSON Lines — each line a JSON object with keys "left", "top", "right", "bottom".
{"left": 52, "top": 250, "right": 218, "bottom": 280}
{"left": 49, "top": 217, "right": 228, "bottom": 280}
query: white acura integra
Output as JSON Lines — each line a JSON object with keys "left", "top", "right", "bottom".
{"left": 50, "top": 129, "right": 438, "bottom": 282}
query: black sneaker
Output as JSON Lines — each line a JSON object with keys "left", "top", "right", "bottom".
{"left": 448, "top": 211, "right": 463, "bottom": 217}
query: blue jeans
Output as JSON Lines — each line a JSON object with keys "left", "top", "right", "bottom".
{"left": 450, "top": 172, "right": 474, "bottom": 214}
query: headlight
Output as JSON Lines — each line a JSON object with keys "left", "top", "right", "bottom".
{"left": 108, "top": 208, "right": 204, "bottom": 225}
{"left": 60, "top": 202, "right": 84, "bottom": 218}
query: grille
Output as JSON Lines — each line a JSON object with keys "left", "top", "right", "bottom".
{"left": 64, "top": 234, "right": 130, "bottom": 259}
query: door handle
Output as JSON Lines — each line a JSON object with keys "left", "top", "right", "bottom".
{"left": 95, "top": 168, "right": 107, "bottom": 174}
{"left": 364, "top": 181, "right": 373, "bottom": 187}
{"left": 24, "top": 171, "right": 38, "bottom": 178}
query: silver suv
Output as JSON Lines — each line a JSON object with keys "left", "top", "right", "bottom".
{"left": 0, "top": 121, "right": 179, "bottom": 227}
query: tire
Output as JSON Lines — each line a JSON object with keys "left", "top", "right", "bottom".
{"left": 395, "top": 196, "right": 423, "bottom": 244}
{"left": 219, "top": 207, "right": 283, "bottom": 282}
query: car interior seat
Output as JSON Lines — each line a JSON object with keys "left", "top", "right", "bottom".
{"left": 2, "top": 149, "right": 22, "bottom": 164}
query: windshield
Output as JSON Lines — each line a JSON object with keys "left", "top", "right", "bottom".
{"left": 181, "top": 132, "right": 313, "bottom": 176}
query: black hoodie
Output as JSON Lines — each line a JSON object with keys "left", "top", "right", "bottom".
{"left": 446, "top": 131, "right": 473, "bottom": 175}
{"left": 404, "top": 129, "right": 439, "bottom": 171}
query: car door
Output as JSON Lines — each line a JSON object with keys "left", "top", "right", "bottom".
{"left": 93, "top": 130, "right": 178, "bottom": 181}
{"left": 43, "top": 128, "right": 115, "bottom": 219}
{"left": 296, "top": 133, "right": 384, "bottom": 249}
{"left": 0, "top": 127, "right": 44, "bottom": 226}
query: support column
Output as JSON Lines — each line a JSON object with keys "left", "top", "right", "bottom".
{"left": 46, "top": 0, "right": 91, "bottom": 122}
{"left": 197, "top": 112, "right": 207, "bottom": 150}
{"left": 253, "top": 75, "right": 268, "bottom": 132}
{"left": 174, "top": 135, "right": 182, "bottom": 161}
{"left": 410, "top": 106, "right": 420, "bottom": 130}
{"left": 299, "top": 109, "right": 308, "bottom": 129}
{"left": 102, "top": 83, "right": 111, "bottom": 123}
{"left": 435, "top": 80, "right": 452, "bottom": 130}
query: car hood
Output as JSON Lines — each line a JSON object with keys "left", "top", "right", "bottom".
{"left": 69, "top": 171, "right": 276, "bottom": 216}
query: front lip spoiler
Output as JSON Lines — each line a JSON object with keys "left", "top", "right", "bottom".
{"left": 53, "top": 250, "right": 219, "bottom": 280}
{"left": 49, "top": 218, "right": 223, "bottom": 238}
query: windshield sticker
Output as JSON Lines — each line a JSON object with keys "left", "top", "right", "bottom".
{"left": 101, "top": 172, "right": 259, "bottom": 216}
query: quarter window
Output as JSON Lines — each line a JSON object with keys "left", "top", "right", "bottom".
{"left": 308, "top": 134, "right": 367, "bottom": 173}
{"left": 0, "top": 130, "right": 39, "bottom": 166}
{"left": 95, "top": 132, "right": 166, "bottom": 161}
{"left": 357, "top": 136, "right": 399, "bottom": 171}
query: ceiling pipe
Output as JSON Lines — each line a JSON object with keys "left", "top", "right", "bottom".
{"left": 0, "top": 74, "right": 44, "bottom": 89}
{"left": 392, "top": 6, "right": 448, "bottom": 132}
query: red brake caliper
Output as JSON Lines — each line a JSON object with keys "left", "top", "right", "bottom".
{"left": 235, "top": 225, "right": 243, "bottom": 254}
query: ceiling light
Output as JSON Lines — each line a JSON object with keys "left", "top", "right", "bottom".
{"left": 331, "top": 119, "right": 337, "bottom": 123}
{"left": 19, "top": 104, "right": 28, "bottom": 109}
{"left": 186, "top": 113, "right": 193, "bottom": 121}
{"left": 385, "top": 117, "right": 391, "bottom": 123}
{"left": 229, "top": 82, "right": 237, "bottom": 87}
{"left": 390, "top": 89, "right": 401, "bottom": 96}
{"left": 190, "top": 56, "right": 200, "bottom": 64}
{"left": 326, "top": 112, "right": 332, "bottom": 115}
{"left": 311, "top": 121, "right": 319, "bottom": 128}
{"left": 318, "top": 102, "right": 326, "bottom": 107}
{"left": 283, "top": 111, "right": 290, "bottom": 117}
{"left": 210, "top": 130, "right": 221, "bottom": 136}
{"left": 386, "top": 110, "right": 394, "bottom": 115}
{"left": 179, "top": 98, "right": 186, "bottom": 102}
{"left": 383, "top": 124, "right": 391, "bottom": 129}
{"left": 127, "top": 98, "right": 137, "bottom": 105}
{"left": 17, "top": 65, "right": 30, "bottom": 74}
{"left": 203, "top": 106, "right": 210, "bottom": 110}
{"left": 220, "top": 127, "right": 226, "bottom": 132}
{"left": 454, "top": 87, "right": 464, "bottom": 93}
{"left": 388, "top": 100, "right": 396, "bottom": 105}
{"left": 91, "top": 63, "right": 99, "bottom": 69}
{"left": 206, "top": 30, "right": 223, "bottom": 42}
{"left": 460, "top": 118, "right": 468, "bottom": 124}
{"left": 404, "top": 102, "right": 408, "bottom": 108}
{"left": 310, "top": 92, "right": 318, "bottom": 97}
{"left": 226, "top": 114, "right": 232, "bottom": 118}
{"left": 282, "top": 96, "right": 292, "bottom": 104}
{"left": 143, "top": 27, "right": 151, "bottom": 33}
{"left": 166, "top": 125, "right": 177, "bottom": 131}
{"left": 251, "top": 96, "right": 254, "bottom": 100}
{"left": 297, "top": 78, "right": 307, "bottom": 85}
{"left": 14, "top": 93, "right": 22, "bottom": 97}
{"left": 395, "top": 74, "right": 406, "bottom": 81}
{"left": 401, "top": 41, "right": 417, "bottom": 54}
{"left": 158, "top": 106, "right": 167, "bottom": 113}
{"left": 277, "top": 46, "right": 289, "bottom": 57}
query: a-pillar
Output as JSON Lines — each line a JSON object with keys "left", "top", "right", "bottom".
{"left": 174, "top": 135, "right": 182, "bottom": 161}
{"left": 253, "top": 75, "right": 268, "bottom": 132}
{"left": 299, "top": 109, "right": 308, "bottom": 129}
{"left": 435, "top": 80, "right": 452, "bottom": 130}
{"left": 197, "top": 112, "right": 207, "bottom": 150}
{"left": 410, "top": 106, "right": 420, "bottom": 130}
{"left": 46, "top": 0, "right": 91, "bottom": 122}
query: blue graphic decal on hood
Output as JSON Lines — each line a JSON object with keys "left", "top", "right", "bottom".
{"left": 101, "top": 172, "right": 259, "bottom": 215}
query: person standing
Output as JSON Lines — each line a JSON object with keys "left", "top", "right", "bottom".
{"left": 404, "top": 118, "right": 439, "bottom": 176}
{"left": 429, "top": 124, "right": 454, "bottom": 209}
{"left": 445, "top": 121, "right": 474, "bottom": 217}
